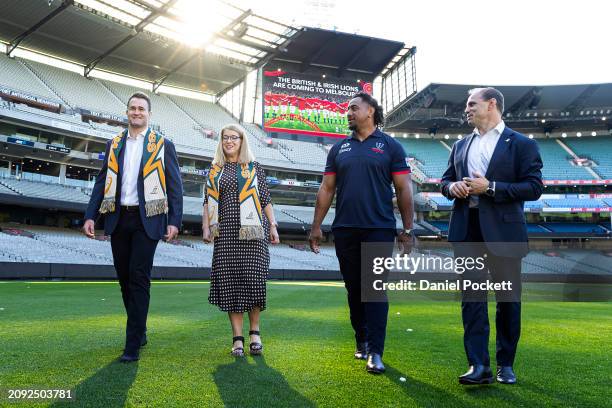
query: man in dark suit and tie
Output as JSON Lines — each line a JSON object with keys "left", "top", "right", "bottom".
{"left": 441, "top": 87, "right": 543, "bottom": 385}
{"left": 83, "top": 92, "right": 183, "bottom": 362}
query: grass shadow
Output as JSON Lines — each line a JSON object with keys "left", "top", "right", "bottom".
{"left": 384, "top": 363, "right": 464, "bottom": 407}
{"left": 213, "top": 356, "right": 315, "bottom": 408}
{"left": 50, "top": 359, "right": 138, "bottom": 407}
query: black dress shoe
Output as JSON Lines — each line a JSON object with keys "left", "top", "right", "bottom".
{"left": 366, "top": 353, "right": 385, "bottom": 374}
{"left": 496, "top": 366, "right": 517, "bottom": 384}
{"left": 354, "top": 341, "right": 368, "bottom": 360}
{"left": 458, "top": 365, "right": 494, "bottom": 385}
{"left": 119, "top": 352, "right": 139, "bottom": 363}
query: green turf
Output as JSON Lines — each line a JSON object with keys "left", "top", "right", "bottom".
{"left": 0, "top": 281, "right": 610, "bottom": 407}
{"left": 266, "top": 119, "right": 348, "bottom": 135}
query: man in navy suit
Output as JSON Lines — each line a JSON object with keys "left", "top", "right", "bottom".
{"left": 441, "top": 88, "right": 543, "bottom": 385}
{"left": 83, "top": 92, "right": 183, "bottom": 362}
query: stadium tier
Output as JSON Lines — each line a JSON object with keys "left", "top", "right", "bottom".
{"left": 0, "top": 55, "right": 60, "bottom": 102}
{"left": 2, "top": 53, "right": 612, "bottom": 180}
{"left": 2, "top": 224, "right": 609, "bottom": 276}
{"left": 397, "top": 138, "right": 450, "bottom": 178}
{"left": 0, "top": 224, "right": 339, "bottom": 270}
{"left": 425, "top": 192, "right": 612, "bottom": 212}
{"left": 563, "top": 137, "right": 612, "bottom": 178}
{"left": 535, "top": 138, "right": 595, "bottom": 180}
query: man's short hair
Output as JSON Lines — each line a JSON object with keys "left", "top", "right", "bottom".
{"left": 127, "top": 92, "right": 151, "bottom": 112}
{"left": 468, "top": 87, "right": 504, "bottom": 114}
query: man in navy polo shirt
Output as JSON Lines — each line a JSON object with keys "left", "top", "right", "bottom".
{"left": 309, "top": 91, "right": 415, "bottom": 374}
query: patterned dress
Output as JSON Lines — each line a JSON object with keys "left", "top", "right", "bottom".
{"left": 205, "top": 161, "right": 271, "bottom": 312}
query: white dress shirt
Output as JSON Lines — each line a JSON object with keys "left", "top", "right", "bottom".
{"left": 120, "top": 130, "right": 145, "bottom": 206}
{"left": 466, "top": 120, "right": 505, "bottom": 207}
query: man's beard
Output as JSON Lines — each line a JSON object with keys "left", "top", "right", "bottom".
{"left": 348, "top": 123, "right": 357, "bottom": 131}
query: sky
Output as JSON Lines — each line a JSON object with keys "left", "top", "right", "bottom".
{"left": 235, "top": 0, "right": 610, "bottom": 90}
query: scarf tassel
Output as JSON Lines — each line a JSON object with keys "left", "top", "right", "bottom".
{"left": 99, "top": 199, "right": 115, "bottom": 214}
{"left": 210, "top": 224, "right": 220, "bottom": 239}
{"left": 239, "top": 225, "right": 265, "bottom": 240}
{"left": 145, "top": 198, "right": 168, "bottom": 217}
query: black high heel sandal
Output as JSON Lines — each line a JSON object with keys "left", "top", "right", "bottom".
{"left": 231, "top": 336, "right": 244, "bottom": 357}
{"left": 249, "top": 330, "right": 263, "bottom": 355}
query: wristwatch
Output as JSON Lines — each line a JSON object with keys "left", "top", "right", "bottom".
{"left": 485, "top": 181, "right": 495, "bottom": 197}
{"left": 399, "top": 228, "right": 414, "bottom": 236}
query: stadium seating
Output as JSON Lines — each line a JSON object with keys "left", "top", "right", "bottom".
{"left": 524, "top": 201, "right": 545, "bottom": 210}
{"left": 23, "top": 60, "right": 125, "bottom": 115}
{"left": 101, "top": 82, "right": 213, "bottom": 151}
{"left": 8, "top": 102, "right": 84, "bottom": 125}
{"left": 534, "top": 138, "right": 594, "bottom": 180}
{"left": 397, "top": 138, "right": 450, "bottom": 178}
{"left": 527, "top": 224, "right": 550, "bottom": 233}
{"left": 541, "top": 223, "right": 609, "bottom": 233}
{"left": 0, "top": 177, "right": 91, "bottom": 203}
{"left": 0, "top": 224, "right": 340, "bottom": 270}
{"left": 242, "top": 124, "right": 298, "bottom": 166}
{"left": 2, "top": 54, "right": 611, "bottom": 184}
{"left": 543, "top": 198, "right": 605, "bottom": 208}
{"left": 0, "top": 54, "right": 60, "bottom": 102}
{"left": 429, "top": 195, "right": 453, "bottom": 208}
{"left": 563, "top": 136, "right": 612, "bottom": 178}
{"left": 428, "top": 221, "right": 449, "bottom": 233}
{"left": 276, "top": 138, "right": 328, "bottom": 167}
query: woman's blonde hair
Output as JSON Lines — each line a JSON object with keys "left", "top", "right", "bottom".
{"left": 212, "top": 123, "right": 256, "bottom": 166}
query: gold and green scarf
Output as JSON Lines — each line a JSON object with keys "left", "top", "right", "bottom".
{"left": 99, "top": 128, "right": 168, "bottom": 217}
{"left": 206, "top": 162, "right": 264, "bottom": 240}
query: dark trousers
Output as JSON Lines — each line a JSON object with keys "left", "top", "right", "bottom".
{"left": 110, "top": 208, "right": 159, "bottom": 354}
{"left": 333, "top": 228, "right": 396, "bottom": 356}
{"left": 456, "top": 209, "right": 522, "bottom": 367}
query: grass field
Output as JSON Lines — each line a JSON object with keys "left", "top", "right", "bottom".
{"left": 0, "top": 281, "right": 610, "bottom": 407}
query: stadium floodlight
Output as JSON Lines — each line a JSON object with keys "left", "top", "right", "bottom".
{"left": 444, "top": 135, "right": 449, "bottom": 139}
{"left": 528, "top": 134, "right": 534, "bottom": 139}
{"left": 541, "top": 119, "right": 546, "bottom": 123}
{"left": 602, "top": 117, "right": 607, "bottom": 121}
{"left": 562, "top": 133, "right": 567, "bottom": 138}
{"left": 591, "top": 131, "right": 597, "bottom": 136}
{"left": 403, "top": 133, "right": 408, "bottom": 138}
{"left": 457, "top": 135, "right": 463, "bottom": 139}
{"left": 577, "top": 132, "right": 582, "bottom": 137}
{"left": 415, "top": 134, "right": 420, "bottom": 139}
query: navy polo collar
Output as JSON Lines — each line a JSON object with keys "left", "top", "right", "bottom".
{"left": 348, "top": 128, "right": 383, "bottom": 140}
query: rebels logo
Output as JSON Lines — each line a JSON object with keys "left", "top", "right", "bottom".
{"left": 371, "top": 142, "right": 385, "bottom": 154}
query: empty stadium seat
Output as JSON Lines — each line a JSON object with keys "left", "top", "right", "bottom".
{"left": 0, "top": 54, "right": 61, "bottom": 102}
{"left": 397, "top": 138, "right": 451, "bottom": 178}
{"left": 535, "top": 138, "right": 594, "bottom": 180}
{"left": 563, "top": 136, "right": 612, "bottom": 179}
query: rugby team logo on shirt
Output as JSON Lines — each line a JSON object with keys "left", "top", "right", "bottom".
{"left": 371, "top": 142, "right": 385, "bottom": 154}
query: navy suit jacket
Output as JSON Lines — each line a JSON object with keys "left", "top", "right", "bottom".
{"left": 84, "top": 130, "right": 183, "bottom": 241}
{"left": 440, "top": 126, "right": 543, "bottom": 257}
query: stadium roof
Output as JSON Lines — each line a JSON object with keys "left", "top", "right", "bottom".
{"left": 0, "top": 0, "right": 299, "bottom": 94}
{"left": 386, "top": 83, "right": 612, "bottom": 133}
{"left": 0, "top": 1, "right": 407, "bottom": 96}
{"left": 271, "top": 27, "right": 406, "bottom": 79}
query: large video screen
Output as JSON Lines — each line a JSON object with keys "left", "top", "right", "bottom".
{"left": 262, "top": 70, "right": 373, "bottom": 138}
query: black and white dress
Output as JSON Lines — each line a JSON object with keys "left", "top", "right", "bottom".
{"left": 205, "top": 161, "right": 271, "bottom": 312}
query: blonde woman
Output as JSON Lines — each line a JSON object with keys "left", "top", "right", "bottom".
{"left": 203, "top": 124, "right": 280, "bottom": 357}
